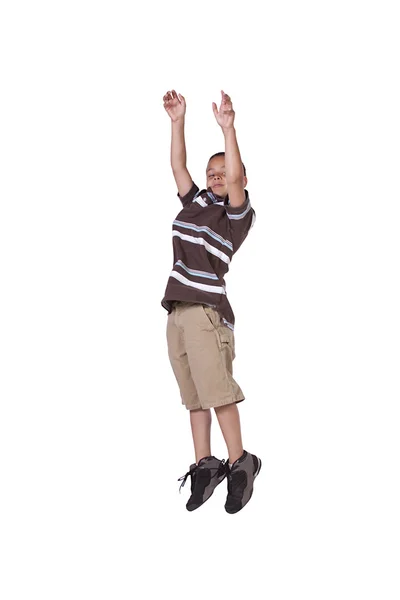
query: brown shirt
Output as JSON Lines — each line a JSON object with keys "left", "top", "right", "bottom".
{"left": 161, "top": 182, "right": 256, "bottom": 329}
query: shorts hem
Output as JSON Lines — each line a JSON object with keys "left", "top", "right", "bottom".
{"left": 184, "top": 396, "right": 245, "bottom": 411}
{"left": 202, "top": 396, "right": 245, "bottom": 410}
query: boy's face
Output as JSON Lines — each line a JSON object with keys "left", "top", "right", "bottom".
{"left": 206, "top": 155, "right": 247, "bottom": 198}
{"left": 206, "top": 155, "right": 228, "bottom": 197}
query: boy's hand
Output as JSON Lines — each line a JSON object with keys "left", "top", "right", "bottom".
{"left": 163, "top": 90, "right": 186, "bottom": 122}
{"left": 212, "top": 90, "right": 235, "bottom": 130}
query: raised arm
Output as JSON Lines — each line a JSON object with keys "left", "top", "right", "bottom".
{"left": 163, "top": 90, "right": 193, "bottom": 198}
{"left": 212, "top": 90, "right": 246, "bottom": 208}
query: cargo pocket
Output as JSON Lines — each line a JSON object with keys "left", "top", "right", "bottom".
{"left": 218, "top": 325, "right": 236, "bottom": 363}
{"left": 201, "top": 306, "right": 236, "bottom": 361}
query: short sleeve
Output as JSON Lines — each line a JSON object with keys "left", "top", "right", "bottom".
{"left": 177, "top": 182, "right": 200, "bottom": 207}
{"left": 225, "top": 190, "right": 256, "bottom": 252}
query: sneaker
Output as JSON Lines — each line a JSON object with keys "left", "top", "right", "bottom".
{"left": 225, "top": 450, "right": 262, "bottom": 514}
{"left": 178, "top": 456, "right": 227, "bottom": 511}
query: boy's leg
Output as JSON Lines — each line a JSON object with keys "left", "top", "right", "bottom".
{"left": 190, "top": 408, "right": 212, "bottom": 463}
{"left": 180, "top": 408, "right": 226, "bottom": 512}
{"left": 214, "top": 403, "right": 262, "bottom": 513}
{"left": 214, "top": 403, "right": 243, "bottom": 464}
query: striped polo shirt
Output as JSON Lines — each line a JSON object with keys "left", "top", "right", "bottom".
{"left": 161, "top": 182, "right": 256, "bottom": 330}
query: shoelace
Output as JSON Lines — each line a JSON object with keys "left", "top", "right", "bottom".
{"left": 178, "top": 460, "right": 227, "bottom": 493}
{"left": 177, "top": 466, "right": 197, "bottom": 493}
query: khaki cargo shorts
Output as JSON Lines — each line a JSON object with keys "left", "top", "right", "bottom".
{"left": 166, "top": 302, "right": 245, "bottom": 410}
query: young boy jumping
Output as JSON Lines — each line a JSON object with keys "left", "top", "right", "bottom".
{"left": 161, "top": 89, "right": 261, "bottom": 514}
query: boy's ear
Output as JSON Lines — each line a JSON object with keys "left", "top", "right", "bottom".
{"left": 244, "top": 175, "right": 248, "bottom": 188}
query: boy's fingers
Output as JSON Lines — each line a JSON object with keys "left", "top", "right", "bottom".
{"left": 164, "top": 90, "right": 178, "bottom": 104}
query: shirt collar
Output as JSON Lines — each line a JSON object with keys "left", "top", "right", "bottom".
{"left": 206, "top": 187, "right": 230, "bottom": 205}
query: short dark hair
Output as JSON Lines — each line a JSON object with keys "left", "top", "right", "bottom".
{"left": 208, "top": 151, "right": 246, "bottom": 176}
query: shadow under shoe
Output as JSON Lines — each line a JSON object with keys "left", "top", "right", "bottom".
{"left": 178, "top": 456, "right": 227, "bottom": 511}
{"left": 225, "top": 450, "right": 262, "bottom": 514}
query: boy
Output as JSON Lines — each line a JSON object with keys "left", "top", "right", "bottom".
{"left": 161, "top": 89, "right": 261, "bottom": 514}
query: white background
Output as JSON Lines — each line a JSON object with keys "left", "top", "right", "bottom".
{"left": 1, "top": 1, "right": 399, "bottom": 598}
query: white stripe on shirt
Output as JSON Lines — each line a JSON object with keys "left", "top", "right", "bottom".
{"left": 175, "top": 260, "right": 219, "bottom": 280}
{"left": 174, "top": 220, "right": 233, "bottom": 251}
{"left": 170, "top": 270, "right": 226, "bottom": 294}
{"left": 226, "top": 201, "right": 252, "bottom": 220}
{"left": 193, "top": 197, "right": 208, "bottom": 207}
{"left": 172, "top": 231, "right": 231, "bottom": 264}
